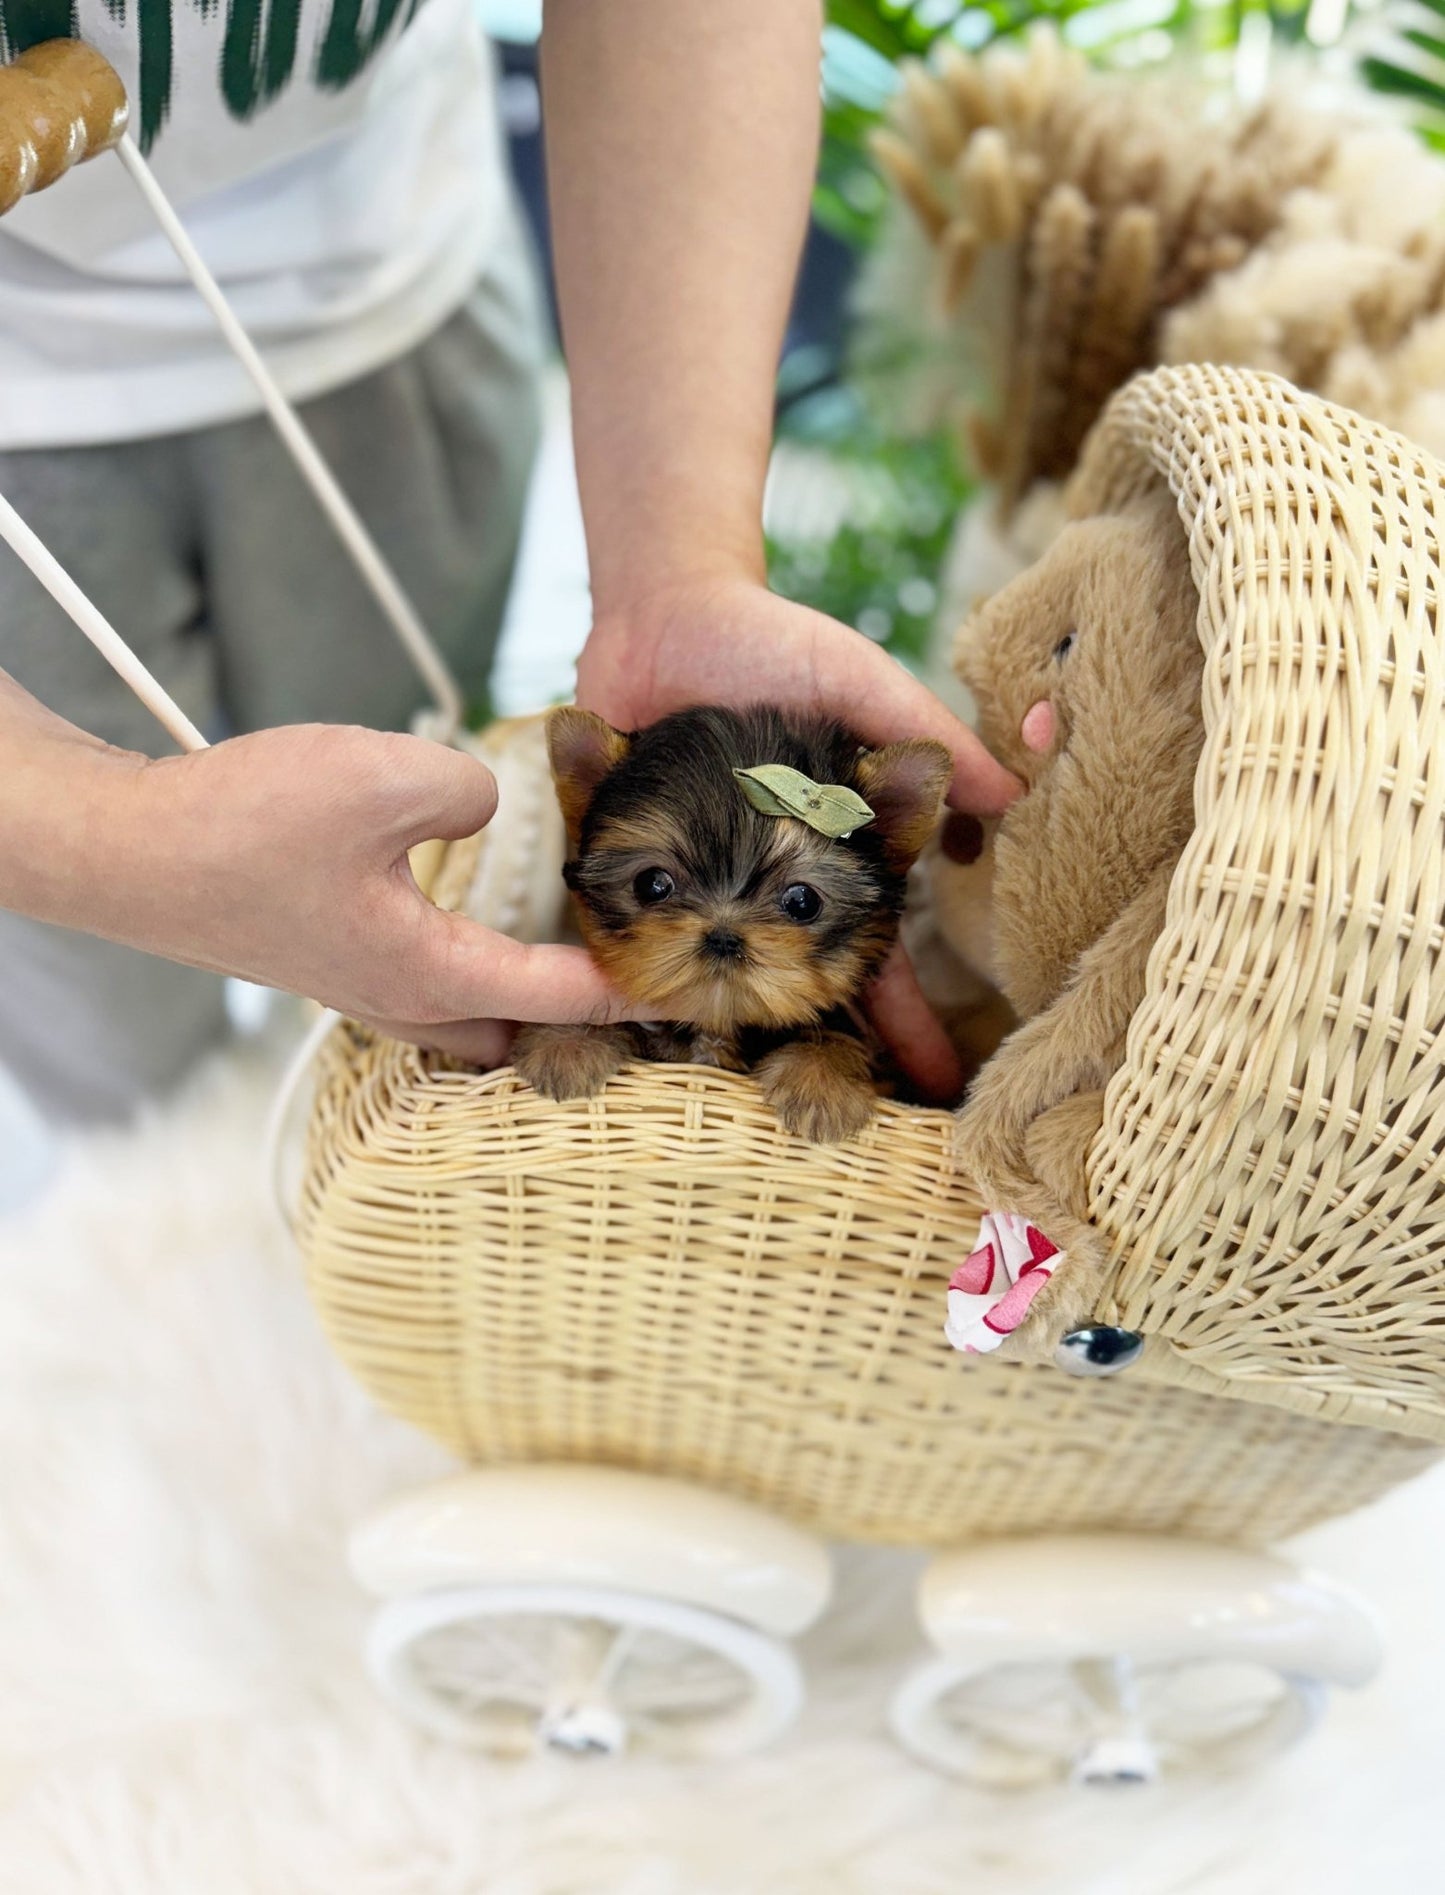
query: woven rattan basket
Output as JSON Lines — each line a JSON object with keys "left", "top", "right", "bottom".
{"left": 297, "top": 362, "right": 1445, "bottom": 1548}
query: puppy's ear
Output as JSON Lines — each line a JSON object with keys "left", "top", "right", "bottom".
{"left": 547, "top": 706, "right": 631, "bottom": 841}
{"left": 855, "top": 739, "right": 952, "bottom": 872}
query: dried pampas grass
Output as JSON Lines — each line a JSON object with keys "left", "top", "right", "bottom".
{"left": 866, "top": 33, "right": 1445, "bottom": 502}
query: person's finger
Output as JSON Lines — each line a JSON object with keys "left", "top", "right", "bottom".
{"left": 363, "top": 1014, "right": 516, "bottom": 1068}
{"left": 865, "top": 941, "right": 967, "bottom": 1106}
{"left": 807, "top": 622, "right": 1022, "bottom": 816}
{"left": 422, "top": 911, "right": 648, "bottom": 1026}
{"left": 385, "top": 736, "right": 500, "bottom": 847}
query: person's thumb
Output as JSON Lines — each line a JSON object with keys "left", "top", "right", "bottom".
{"left": 379, "top": 736, "right": 501, "bottom": 849}
{"left": 417, "top": 909, "right": 644, "bottom": 1026}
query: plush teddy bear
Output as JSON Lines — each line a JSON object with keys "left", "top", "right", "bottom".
{"left": 932, "top": 483, "right": 1206, "bottom": 1351}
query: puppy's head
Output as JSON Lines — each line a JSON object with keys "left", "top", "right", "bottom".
{"left": 548, "top": 705, "right": 950, "bottom": 1033}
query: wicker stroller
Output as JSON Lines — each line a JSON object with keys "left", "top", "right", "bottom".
{"left": 4, "top": 42, "right": 1442, "bottom": 1792}
{"left": 294, "top": 363, "right": 1445, "bottom": 1786}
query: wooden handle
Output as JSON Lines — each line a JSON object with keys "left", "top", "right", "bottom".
{"left": 0, "top": 40, "right": 127, "bottom": 213}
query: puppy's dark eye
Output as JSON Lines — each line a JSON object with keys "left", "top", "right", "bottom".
{"left": 1053, "top": 630, "right": 1076, "bottom": 662}
{"left": 633, "top": 867, "right": 675, "bottom": 906}
{"left": 780, "top": 883, "right": 822, "bottom": 923}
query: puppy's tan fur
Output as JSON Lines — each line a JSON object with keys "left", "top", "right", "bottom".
{"left": 941, "top": 487, "right": 1205, "bottom": 1350}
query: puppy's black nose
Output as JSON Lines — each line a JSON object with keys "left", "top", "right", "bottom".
{"left": 701, "top": 927, "right": 746, "bottom": 964}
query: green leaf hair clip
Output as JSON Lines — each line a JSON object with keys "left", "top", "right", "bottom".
{"left": 732, "top": 764, "right": 875, "bottom": 839}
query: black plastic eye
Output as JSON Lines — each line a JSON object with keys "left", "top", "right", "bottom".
{"left": 1053, "top": 630, "right": 1076, "bottom": 661}
{"left": 780, "top": 883, "right": 822, "bottom": 923}
{"left": 633, "top": 867, "right": 676, "bottom": 906}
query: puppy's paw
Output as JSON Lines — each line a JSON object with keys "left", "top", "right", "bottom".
{"left": 756, "top": 1035, "right": 876, "bottom": 1145}
{"left": 512, "top": 1023, "right": 635, "bottom": 1101}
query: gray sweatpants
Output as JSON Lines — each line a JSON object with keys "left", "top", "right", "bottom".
{"left": 0, "top": 209, "right": 544, "bottom": 1123}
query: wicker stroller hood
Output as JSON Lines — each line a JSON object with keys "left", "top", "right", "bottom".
{"left": 1072, "top": 363, "right": 1445, "bottom": 1438}
{"left": 298, "top": 362, "right": 1445, "bottom": 1551}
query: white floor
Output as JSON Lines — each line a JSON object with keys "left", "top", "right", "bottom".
{"left": 3, "top": 380, "right": 1443, "bottom": 1890}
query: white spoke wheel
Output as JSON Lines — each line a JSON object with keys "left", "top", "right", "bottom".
{"left": 366, "top": 1583, "right": 805, "bottom": 1761}
{"left": 891, "top": 1534, "right": 1380, "bottom": 1788}
{"left": 890, "top": 1653, "right": 1325, "bottom": 1788}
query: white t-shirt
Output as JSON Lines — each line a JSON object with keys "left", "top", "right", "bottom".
{"left": 0, "top": 0, "right": 505, "bottom": 449}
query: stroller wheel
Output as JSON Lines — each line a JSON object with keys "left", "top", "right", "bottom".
{"left": 347, "top": 1465, "right": 832, "bottom": 1758}
{"left": 365, "top": 1581, "right": 804, "bottom": 1759}
{"left": 890, "top": 1648, "right": 1325, "bottom": 1787}
{"left": 889, "top": 1533, "right": 1380, "bottom": 1786}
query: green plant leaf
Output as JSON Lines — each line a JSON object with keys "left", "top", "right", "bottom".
{"left": 1361, "top": 50, "right": 1445, "bottom": 110}
{"left": 1401, "top": 23, "right": 1445, "bottom": 63}
{"left": 826, "top": 0, "right": 958, "bottom": 59}
{"left": 732, "top": 766, "right": 876, "bottom": 836}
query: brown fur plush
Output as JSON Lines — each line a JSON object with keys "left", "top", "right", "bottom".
{"left": 939, "top": 486, "right": 1205, "bottom": 1349}
{"left": 514, "top": 705, "right": 951, "bottom": 1143}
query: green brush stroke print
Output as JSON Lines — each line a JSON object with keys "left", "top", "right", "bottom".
{"left": 1, "top": 0, "right": 75, "bottom": 43}
{"left": 222, "top": 0, "right": 302, "bottom": 116}
{"left": 0, "top": 0, "right": 428, "bottom": 149}
{"left": 316, "top": 0, "right": 421, "bottom": 90}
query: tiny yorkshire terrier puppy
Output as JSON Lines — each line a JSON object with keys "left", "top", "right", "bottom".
{"left": 512, "top": 705, "right": 951, "bottom": 1143}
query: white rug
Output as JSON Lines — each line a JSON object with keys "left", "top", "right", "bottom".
{"left": 1, "top": 1039, "right": 1441, "bottom": 1895}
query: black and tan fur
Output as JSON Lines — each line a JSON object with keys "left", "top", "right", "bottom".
{"left": 514, "top": 705, "right": 950, "bottom": 1143}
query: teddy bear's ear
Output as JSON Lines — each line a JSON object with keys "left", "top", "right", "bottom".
{"left": 854, "top": 739, "right": 953, "bottom": 872}
{"left": 546, "top": 706, "right": 631, "bottom": 841}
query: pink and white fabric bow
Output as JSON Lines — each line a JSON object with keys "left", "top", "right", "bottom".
{"left": 945, "top": 1212, "right": 1063, "bottom": 1354}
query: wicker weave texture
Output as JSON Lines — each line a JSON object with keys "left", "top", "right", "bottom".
{"left": 1070, "top": 365, "right": 1445, "bottom": 1435}
{"left": 299, "top": 1025, "right": 1436, "bottom": 1545}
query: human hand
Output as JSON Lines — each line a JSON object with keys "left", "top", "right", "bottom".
{"left": 5, "top": 715, "right": 635, "bottom": 1065}
{"left": 577, "top": 574, "right": 1022, "bottom": 816}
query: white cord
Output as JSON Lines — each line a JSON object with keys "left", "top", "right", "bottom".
{"left": 0, "top": 489, "right": 209, "bottom": 752}
{"left": 115, "top": 134, "right": 465, "bottom": 743}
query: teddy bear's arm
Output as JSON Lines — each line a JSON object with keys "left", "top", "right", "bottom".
{"left": 953, "top": 865, "right": 1172, "bottom": 1208}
